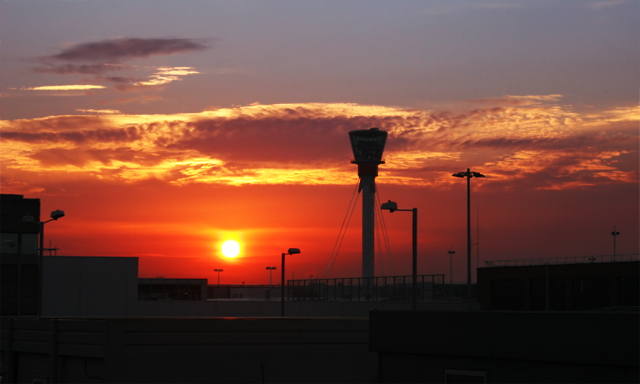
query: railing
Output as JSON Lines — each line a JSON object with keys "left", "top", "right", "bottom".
{"left": 286, "top": 274, "right": 454, "bottom": 302}
{"left": 484, "top": 253, "right": 640, "bottom": 267}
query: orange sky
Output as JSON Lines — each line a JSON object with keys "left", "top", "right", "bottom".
{"left": 1, "top": 2, "right": 638, "bottom": 284}
{"left": 2, "top": 101, "right": 638, "bottom": 284}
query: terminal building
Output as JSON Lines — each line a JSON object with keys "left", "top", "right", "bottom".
{"left": 477, "top": 256, "right": 639, "bottom": 311}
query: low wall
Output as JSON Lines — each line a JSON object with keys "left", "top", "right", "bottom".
{"left": 132, "top": 300, "right": 478, "bottom": 317}
{"left": 370, "top": 310, "right": 640, "bottom": 383}
{"left": 1, "top": 317, "right": 375, "bottom": 383}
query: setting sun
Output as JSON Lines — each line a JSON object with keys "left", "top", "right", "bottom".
{"left": 221, "top": 240, "right": 241, "bottom": 258}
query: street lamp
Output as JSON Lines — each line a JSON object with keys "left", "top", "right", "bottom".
{"left": 611, "top": 227, "right": 620, "bottom": 261}
{"left": 381, "top": 200, "right": 418, "bottom": 311}
{"left": 23, "top": 209, "right": 64, "bottom": 317}
{"left": 214, "top": 269, "right": 223, "bottom": 285}
{"left": 31, "top": 209, "right": 65, "bottom": 258}
{"left": 281, "top": 248, "right": 301, "bottom": 317}
{"left": 447, "top": 247, "right": 456, "bottom": 285}
{"left": 452, "top": 168, "right": 485, "bottom": 310}
{"left": 266, "top": 266, "right": 276, "bottom": 287}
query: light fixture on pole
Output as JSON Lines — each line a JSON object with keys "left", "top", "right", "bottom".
{"left": 381, "top": 200, "right": 418, "bottom": 311}
{"left": 214, "top": 269, "right": 223, "bottom": 286}
{"left": 447, "top": 247, "right": 456, "bottom": 285}
{"left": 611, "top": 227, "right": 620, "bottom": 261}
{"left": 25, "top": 209, "right": 65, "bottom": 317}
{"left": 281, "top": 248, "right": 301, "bottom": 317}
{"left": 266, "top": 266, "right": 276, "bottom": 287}
{"left": 452, "top": 168, "right": 485, "bottom": 311}
{"left": 38, "top": 210, "right": 65, "bottom": 258}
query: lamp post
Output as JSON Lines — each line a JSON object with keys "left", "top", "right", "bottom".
{"left": 25, "top": 209, "right": 65, "bottom": 317}
{"left": 381, "top": 200, "right": 418, "bottom": 311}
{"left": 447, "top": 247, "right": 456, "bottom": 285}
{"left": 266, "top": 266, "right": 276, "bottom": 287}
{"left": 452, "top": 168, "right": 485, "bottom": 310}
{"left": 281, "top": 248, "right": 301, "bottom": 317}
{"left": 37, "top": 210, "right": 65, "bottom": 258}
{"left": 214, "top": 269, "right": 223, "bottom": 285}
{"left": 611, "top": 227, "right": 620, "bottom": 261}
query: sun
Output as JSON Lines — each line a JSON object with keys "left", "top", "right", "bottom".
{"left": 220, "top": 240, "right": 241, "bottom": 258}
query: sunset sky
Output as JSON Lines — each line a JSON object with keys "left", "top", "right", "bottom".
{"left": 1, "top": 0, "right": 638, "bottom": 284}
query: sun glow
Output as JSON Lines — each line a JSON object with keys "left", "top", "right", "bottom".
{"left": 220, "top": 240, "right": 241, "bottom": 258}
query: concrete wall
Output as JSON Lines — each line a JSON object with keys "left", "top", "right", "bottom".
{"left": 1, "top": 317, "right": 375, "bottom": 383}
{"left": 42, "top": 256, "right": 138, "bottom": 317}
{"left": 133, "top": 300, "right": 476, "bottom": 317}
{"left": 370, "top": 310, "right": 639, "bottom": 383}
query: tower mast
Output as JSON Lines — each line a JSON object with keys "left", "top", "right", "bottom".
{"left": 348, "top": 128, "right": 388, "bottom": 278}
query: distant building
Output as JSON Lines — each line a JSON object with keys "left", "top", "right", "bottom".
{"left": 139, "top": 278, "right": 208, "bottom": 300}
{"left": 477, "top": 256, "right": 639, "bottom": 311}
{"left": 0, "top": 194, "right": 41, "bottom": 316}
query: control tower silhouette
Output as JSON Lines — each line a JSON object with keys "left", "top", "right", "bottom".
{"left": 348, "top": 128, "right": 388, "bottom": 278}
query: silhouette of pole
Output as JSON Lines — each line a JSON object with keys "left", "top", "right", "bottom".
{"left": 411, "top": 207, "right": 417, "bottom": 310}
{"left": 281, "top": 253, "right": 285, "bottom": 316}
{"left": 448, "top": 247, "right": 456, "bottom": 284}
{"left": 281, "top": 248, "right": 301, "bottom": 317}
{"left": 453, "top": 168, "right": 484, "bottom": 310}
{"left": 611, "top": 227, "right": 620, "bottom": 261}
{"left": 266, "top": 266, "right": 276, "bottom": 287}
{"left": 214, "top": 269, "right": 223, "bottom": 285}
{"left": 381, "top": 200, "right": 418, "bottom": 310}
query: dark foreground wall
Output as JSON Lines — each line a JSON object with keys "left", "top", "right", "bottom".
{"left": 370, "top": 310, "right": 639, "bottom": 383}
{"left": 1, "top": 317, "right": 375, "bottom": 383}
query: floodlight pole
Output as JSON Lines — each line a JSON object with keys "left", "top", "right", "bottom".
{"left": 266, "top": 267, "right": 276, "bottom": 287}
{"left": 36, "top": 210, "right": 65, "bottom": 318}
{"left": 214, "top": 269, "right": 223, "bottom": 285}
{"left": 381, "top": 200, "right": 418, "bottom": 310}
{"left": 453, "top": 168, "right": 484, "bottom": 311}
{"left": 448, "top": 247, "right": 456, "bottom": 285}
{"left": 611, "top": 227, "right": 620, "bottom": 261}
{"left": 281, "top": 248, "right": 301, "bottom": 317}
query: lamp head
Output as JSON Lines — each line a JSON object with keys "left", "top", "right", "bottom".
{"left": 452, "top": 172, "right": 466, "bottom": 178}
{"left": 472, "top": 172, "right": 485, "bottom": 178}
{"left": 50, "top": 210, "right": 65, "bottom": 220}
{"left": 287, "top": 248, "right": 301, "bottom": 255}
{"left": 380, "top": 200, "right": 398, "bottom": 212}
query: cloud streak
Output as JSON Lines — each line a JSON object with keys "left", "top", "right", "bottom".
{"left": 1, "top": 98, "right": 637, "bottom": 190}
{"left": 25, "top": 37, "right": 208, "bottom": 94}
{"left": 21, "top": 85, "right": 106, "bottom": 91}
{"left": 47, "top": 38, "right": 209, "bottom": 62}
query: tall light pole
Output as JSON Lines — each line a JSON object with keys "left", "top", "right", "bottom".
{"left": 453, "top": 168, "right": 485, "bottom": 310}
{"left": 37, "top": 210, "right": 65, "bottom": 258}
{"left": 214, "top": 269, "right": 223, "bottom": 285}
{"left": 611, "top": 227, "right": 620, "bottom": 261}
{"left": 24, "top": 209, "right": 65, "bottom": 317}
{"left": 266, "top": 266, "right": 276, "bottom": 287}
{"left": 381, "top": 200, "right": 418, "bottom": 311}
{"left": 281, "top": 248, "right": 301, "bottom": 317}
{"left": 447, "top": 247, "right": 456, "bottom": 285}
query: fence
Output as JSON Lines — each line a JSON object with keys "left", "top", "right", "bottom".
{"left": 287, "top": 274, "right": 451, "bottom": 302}
{"left": 484, "top": 253, "right": 640, "bottom": 267}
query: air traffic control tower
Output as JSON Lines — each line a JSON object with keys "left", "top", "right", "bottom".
{"left": 349, "top": 128, "right": 388, "bottom": 278}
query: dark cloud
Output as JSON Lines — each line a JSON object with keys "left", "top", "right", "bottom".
{"left": 31, "top": 63, "right": 126, "bottom": 75}
{"left": 2, "top": 126, "right": 141, "bottom": 145}
{"left": 47, "top": 38, "right": 209, "bottom": 62}
{"left": 30, "top": 148, "right": 144, "bottom": 167}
